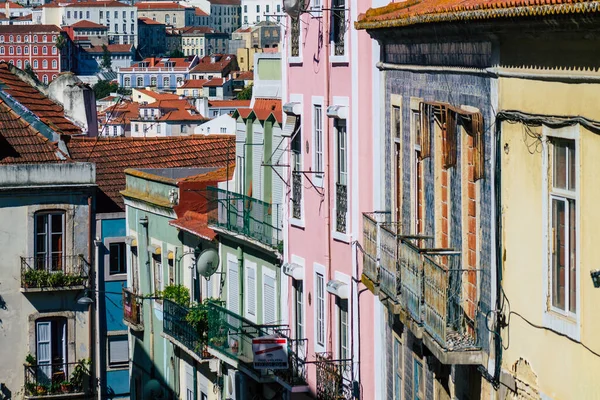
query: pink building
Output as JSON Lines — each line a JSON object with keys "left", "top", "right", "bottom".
{"left": 281, "top": 0, "right": 386, "bottom": 396}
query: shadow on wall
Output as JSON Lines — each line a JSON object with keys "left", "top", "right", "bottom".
{"left": 130, "top": 335, "right": 174, "bottom": 400}
{"left": 0, "top": 382, "right": 12, "bottom": 400}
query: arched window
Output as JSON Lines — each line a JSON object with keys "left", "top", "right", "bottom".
{"left": 16, "top": 46, "right": 21, "bottom": 55}
{"left": 124, "top": 76, "right": 131, "bottom": 87}
{"left": 42, "top": 60, "right": 48, "bottom": 69}
{"left": 165, "top": 14, "right": 170, "bottom": 24}
{"left": 136, "top": 76, "right": 143, "bottom": 87}
{"left": 42, "top": 46, "right": 47, "bottom": 55}
{"left": 52, "top": 60, "right": 57, "bottom": 69}
{"left": 162, "top": 76, "right": 169, "bottom": 87}
{"left": 33, "top": 60, "right": 38, "bottom": 68}
{"left": 150, "top": 76, "right": 156, "bottom": 86}
{"left": 43, "top": 75, "right": 48, "bottom": 84}
{"left": 16, "top": 60, "right": 21, "bottom": 68}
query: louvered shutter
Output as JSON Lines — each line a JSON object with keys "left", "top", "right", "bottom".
{"left": 36, "top": 321, "right": 52, "bottom": 383}
{"left": 253, "top": 127, "right": 263, "bottom": 199}
{"left": 263, "top": 272, "right": 276, "bottom": 324}
{"left": 228, "top": 258, "right": 239, "bottom": 314}
{"left": 108, "top": 337, "right": 129, "bottom": 366}
{"left": 246, "top": 267, "right": 256, "bottom": 317}
{"left": 185, "top": 363, "right": 194, "bottom": 400}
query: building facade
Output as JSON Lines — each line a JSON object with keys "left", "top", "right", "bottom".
{"left": 181, "top": 26, "right": 229, "bottom": 58}
{"left": 241, "top": 0, "right": 282, "bottom": 25}
{"left": 117, "top": 56, "right": 199, "bottom": 91}
{"left": 136, "top": 2, "right": 195, "bottom": 29}
{"left": 208, "top": 0, "right": 241, "bottom": 34}
{"left": 137, "top": 17, "right": 166, "bottom": 58}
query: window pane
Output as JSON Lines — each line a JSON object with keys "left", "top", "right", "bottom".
{"left": 552, "top": 199, "right": 566, "bottom": 310}
{"left": 569, "top": 199, "right": 577, "bottom": 313}
{"left": 553, "top": 142, "right": 567, "bottom": 189}
{"left": 568, "top": 142, "right": 576, "bottom": 191}
{"left": 109, "top": 242, "right": 126, "bottom": 274}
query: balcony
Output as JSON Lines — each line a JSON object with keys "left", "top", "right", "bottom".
{"left": 24, "top": 361, "right": 90, "bottom": 399}
{"left": 292, "top": 172, "right": 302, "bottom": 220}
{"left": 360, "top": 213, "right": 482, "bottom": 364}
{"left": 21, "top": 255, "right": 89, "bottom": 292}
{"left": 207, "top": 187, "right": 282, "bottom": 251}
{"left": 315, "top": 353, "right": 355, "bottom": 400}
{"left": 163, "top": 299, "right": 211, "bottom": 361}
{"left": 206, "top": 302, "right": 308, "bottom": 390}
{"left": 123, "top": 288, "right": 143, "bottom": 331}
{"left": 335, "top": 183, "right": 347, "bottom": 233}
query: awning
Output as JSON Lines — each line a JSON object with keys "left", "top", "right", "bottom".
{"left": 148, "top": 244, "right": 161, "bottom": 255}
{"left": 326, "top": 280, "right": 349, "bottom": 299}
{"left": 326, "top": 105, "right": 348, "bottom": 119}
{"left": 283, "top": 102, "right": 302, "bottom": 116}
{"left": 282, "top": 262, "right": 304, "bottom": 280}
{"left": 125, "top": 236, "right": 137, "bottom": 247}
{"left": 281, "top": 114, "right": 298, "bottom": 137}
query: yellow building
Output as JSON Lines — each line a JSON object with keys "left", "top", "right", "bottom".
{"left": 236, "top": 47, "right": 262, "bottom": 71}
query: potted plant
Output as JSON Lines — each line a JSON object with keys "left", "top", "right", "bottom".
{"left": 70, "top": 359, "right": 91, "bottom": 392}
{"left": 161, "top": 284, "right": 190, "bottom": 307}
{"left": 61, "top": 381, "right": 73, "bottom": 393}
{"left": 36, "top": 385, "right": 48, "bottom": 395}
{"left": 25, "top": 353, "right": 36, "bottom": 366}
{"left": 25, "top": 382, "right": 36, "bottom": 396}
{"left": 49, "top": 272, "right": 66, "bottom": 287}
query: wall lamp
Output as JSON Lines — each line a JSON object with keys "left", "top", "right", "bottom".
{"left": 77, "top": 288, "right": 124, "bottom": 305}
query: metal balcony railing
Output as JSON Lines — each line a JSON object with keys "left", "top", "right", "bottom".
{"left": 335, "top": 183, "right": 347, "bottom": 233}
{"left": 24, "top": 361, "right": 90, "bottom": 398}
{"left": 21, "top": 255, "right": 88, "bottom": 290}
{"left": 361, "top": 212, "right": 390, "bottom": 285}
{"left": 398, "top": 239, "right": 423, "bottom": 322}
{"left": 207, "top": 186, "right": 281, "bottom": 249}
{"left": 123, "top": 288, "right": 143, "bottom": 329}
{"left": 315, "top": 352, "right": 355, "bottom": 400}
{"left": 163, "top": 299, "right": 211, "bottom": 359}
{"left": 206, "top": 302, "right": 308, "bottom": 387}
{"left": 292, "top": 172, "right": 302, "bottom": 219}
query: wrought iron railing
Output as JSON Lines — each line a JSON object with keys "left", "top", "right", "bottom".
{"left": 335, "top": 183, "right": 347, "bottom": 233}
{"left": 290, "top": 17, "right": 300, "bottom": 57}
{"left": 292, "top": 172, "right": 302, "bottom": 219}
{"left": 21, "top": 255, "right": 89, "bottom": 289}
{"left": 315, "top": 352, "right": 355, "bottom": 400}
{"left": 206, "top": 302, "right": 307, "bottom": 386}
{"left": 207, "top": 186, "right": 282, "bottom": 249}
{"left": 123, "top": 288, "right": 143, "bottom": 329}
{"left": 24, "top": 361, "right": 90, "bottom": 397}
{"left": 163, "top": 299, "right": 211, "bottom": 359}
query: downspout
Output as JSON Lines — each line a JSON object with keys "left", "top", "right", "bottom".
{"left": 87, "top": 195, "right": 96, "bottom": 396}
{"left": 324, "top": 0, "right": 333, "bottom": 353}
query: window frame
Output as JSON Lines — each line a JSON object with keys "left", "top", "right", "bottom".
{"left": 106, "top": 332, "right": 129, "bottom": 369}
{"left": 393, "top": 334, "right": 402, "bottom": 400}
{"left": 244, "top": 260, "right": 258, "bottom": 323}
{"left": 314, "top": 263, "right": 327, "bottom": 352}
{"left": 312, "top": 99, "right": 324, "bottom": 186}
{"left": 542, "top": 125, "right": 580, "bottom": 340}
{"left": 34, "top": 211, "right": 65, "bottom": 272}
{"left": 104, "top": 237, "right": 128, "bottom": 281}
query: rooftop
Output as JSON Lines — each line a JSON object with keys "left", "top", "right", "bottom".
{"left": 203, "top": 78, "right": 226, "bottom": 87}
{"left": 84, "top": 44, "right": 134, "bottom": 53}
{"left": 354, "top": 0, "right": 600, "bottom": 29}
{"left": 0, "top": 63, "right": 82, "bottom": 135}
{"left": 209, "top": 0, "right": 240, "bottom": 5}
{"left": 0, "top": 24, "right": 60, "bottom": 33}
{"left": 138, "top": 16, "right": 164, "bottom": 25}
{"left": 194, "top": 7, "right": 208, "bottom": 16}
{"left": 208, "top": 99, "right": 250, "bottom": 108}
{"left": 133, "top": 88, "right": 180, "bottom": 101}
{"left": 65, "top": 135, "right": 235, "bottom": 212}
{"left": 70, "top": 19, "right": 107, "bottom": 29}
{"left": 190, "top": 54, "right": 237, "bottom": 73}
{"left": 179, "top": 79, "right": 208, "bottom": 88}
{"left": 65, "top": 1, "right": 132, "bottom": 7}
{"left": 234, "top": 98, "right": 282, "bottom": 124}
{"left": 182, "top": 26, "right": 219, "bottom": 35}
{"left": 137, "top": 2, "right": 189, "bottom": 10}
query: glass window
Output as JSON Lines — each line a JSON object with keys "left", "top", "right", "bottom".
{"left": 316, "top": 273, "right": 325, "bottom": 346}
{"left": 393, "top": 337, "right": 402, "bottom": 400}
{"left": 550, "top": 139, "right": 577, "bottom": 313}
{"left": 413, "top": 358, "right": 424, "bottom": 400}
{"left": 35, "top": 212, "right": 64, "bottom": 271}
{"left": 108, "top": 335, "right": 129, "bottom": 368}
{"left": 36, "top": 318, "right": 67, "bottom": 378}
{"left": 42, "top": 60, "right": 48, "bottom": 69}
{"left": 293, "top": 279, "right": 303, "bottom": 339}
{"left": 314, "top": 105, "right": 323, "bottom": 175}
{"left": 337, "top": 298, "right": 348, "bottom": 359}
{"left": 109, "top": 242, "right": 126, "bottom": 275}
{"left": 86, "top": 10, "right": 90, "bottom": 19}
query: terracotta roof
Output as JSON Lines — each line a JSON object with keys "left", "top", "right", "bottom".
{"left": 355, "top": 0, "right": 600, "bottom": 29}
{"left": 190, "top": 54, "right": 236, "bottom": 73}
{"left": 0, "top": 98, "right": 68, "bottom": 164}
{"left": 66, "top": 1, "right": 131, "bottom": 7}
{"left": 66, "top": 135, "right": 235, "bottom": 212}
{"left": 180, "top": 79, "right": 208, "bottom": 88}
{"left": 182, "top": 26, "right": 218, "bottom": 35}
{"left": 0, "top": 63, "right": 82, "bottom": 135}
{"left": 208, "top": 99, "right": 250, "bottom": 108}
{"left": 209, "top": 0, "right": 240, "bottom": 5}
{"left": 0, "top": 24, "right": 60, "bottom": 33}
{"left": 134, "top": 89, "right": 180, "bottom": 101}
{"left": 235, "top": 70, "right": 253, "bottom": 80}
{"left": 203, "top": 78, "right": 226, "bottom": 87}
{"left": 70, "top": 19, "right": 107, "bottom": 29}
{"left": 139, "top": 99, "right": 190, "bottom": 109}
{"left": 159, "top": 109, "right": 207, "bottom": 122}
{"left": 253, "top": 98, "right": 282, "bottom": 123}
{"left": 169, "top": 211, "right": 216, "bottom": 240}
{"left": 84, "top": 44, "right": 134, "bottom": 53}
{"left": 1, "top": 2, "right": 24, "bottom": 8}
{"left": 233, "top": 26, "right": 252, "bottom": 33}
{"left": 14, "top": 14, "right": 32, "bottom": 20}
{"left": 194, "top": 7, "right": 208, "bottom": 16}
{"left": 100, "top": 101, "right": 139, "bottom": 125}
{"left": 137, "top": 2, "right": 188, "bottom": 10}
{"left": 138, "top": 16, "right": 164, "bottom": 25}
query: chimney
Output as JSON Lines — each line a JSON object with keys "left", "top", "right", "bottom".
{"left": 4, "top": 1, "right": 9, "bottom": 18}
{"left": 150, "top": 56, "right": 156, "bottom": 67}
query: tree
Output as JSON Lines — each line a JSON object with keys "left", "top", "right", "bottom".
{"left": 24, "top": 63, "right": 38, "bottom": 82}
{"left": 93, "top": 80, "right": 118, "bottom": 100}
{"left": 55, "top": 34, "right": 66, "bottom": 51}
{"left": 237, "top": 84, "right": 253, "bottom": 100}
{"left": 100, "top": 44, "right": 112, "bottom": 71}
{"left": 168, "top": 49, "right": 185, "bottom": 58}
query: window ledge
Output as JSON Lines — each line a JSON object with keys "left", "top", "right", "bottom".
{"left": 288, "top": 56, "right": 303, "bottom": 65}
{"left": 332, "top": 231, "right": 350, "bottom": 244}
{"left": 542, "top": 309, "right": 580, "bottom": 341}
{"left": 330, "top": 54, "right": 349, "bottom": 65}
{"left": 290, "top": 217, "right": 305, "bottom": 229}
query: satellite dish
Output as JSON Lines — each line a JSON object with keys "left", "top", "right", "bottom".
{"left": 283, "top": 0, "right": 306, "bottom": 18}
{"left": 143, "top": 379, "right": 164, "bottom": 400}
{"left": 196, "top": 248, "right": 220, "bottom": 278}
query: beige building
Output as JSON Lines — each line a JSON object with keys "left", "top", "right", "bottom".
{"left": 136, "top": 2, "right": 195, "bottom": 28}
{"left": 181, "top": 26, "right": 229, "bottom": 57}
{"left": 236, "top": 47, "right": 262, "bottom": 71}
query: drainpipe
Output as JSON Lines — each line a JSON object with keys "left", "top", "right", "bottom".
{"left": 139, "top": 214, "right": 154, "bottom": 365}
{"left": 324, "top": 0, "right": 333, "bottom": 353}
{"left": 87, "top": 195, "right": 96, "bottom": 396}
{"left": 237, "top": 246, "right": 244, "bottom": 319}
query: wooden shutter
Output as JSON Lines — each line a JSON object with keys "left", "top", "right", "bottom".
{"left": 36, "top": 321, "right": 52, "bottom": 382}
{"left": 263, "top": 272, "right": 276, "bottom": 324}
{"left": 227, "top": 259, "right": 239, "bottom": 314}
{"left": 185, "top": 363, "right": 194, "bottom": 400}
{"left": 246, "top": 267, "right": 256, "bottom": 317}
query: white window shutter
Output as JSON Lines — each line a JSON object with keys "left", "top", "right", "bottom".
{"left": 247, "top": 267, "right": 256, "bottom": 317}
{"left": 263, "top": 273, "right": 276, "bottom": 324}
{"left": 109, "top": 337, "right": 129, "bottom": 365}
{"left": 227, "top": 259, "right": 239, "bottom": 314}
{"left": 36, "top": 321, "right": 52, "bottom": 381}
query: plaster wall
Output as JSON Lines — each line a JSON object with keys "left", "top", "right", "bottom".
{"left": 499, "top": 77, "right": 600, "bottom": 400}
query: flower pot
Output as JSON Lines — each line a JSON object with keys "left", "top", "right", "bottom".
{"left": 61, "top": 383, "right": 73, "bottom": 393}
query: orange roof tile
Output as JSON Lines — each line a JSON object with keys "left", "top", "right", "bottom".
{"left": 84, "top": 44, "right": 133, "bottom": 53}
{"left": 0, "top": 98, "right": 68, "bottom": 164}
{"left": 0, "top": 24, "right": 60, "bottom": 33}
{"left": 180, "top": 79, "right": 208, "bottom": 88}
{"left": 170, "top": 211, "right": 216, "bottom": 240}
{"left": 138, "top": 16, "right": 164, "bottom": 25}
{"left": 194, "top": 7, "right": 208, "bottom": 16}
{"left": 134, "top": 89, "right": 180, "bottom": 101}
{"left": 182, "top": 26, "right": 218, "bottom": 35}
{"left": 65, "top": 1, "right": 130, "bottom": 7}
{"left": 66, "top": 135, "right": 235, "bottom": 212}
{"left": 70, "top": 19, "right": 107, "bottom": 29}
{"left": 204, "top": 78, "right": 225, "bottom": 87}
{"left": 137, "top": 2, "right": 188, "bottom": 10}
{"left": 253, "top": 98, "right": 282, "bottom": 123}
{"left": 355, "top": 0, "right": 600, "bottom": 29}
{"left": 190, "top": 54, "right": 237, "bottom": 73}
{"left": 0, "top": 62, "right": 82, "bottom": 135}
{"left": 208, "top": 99, "right": 250, "bottom": 108}
{"left": 235, "top": 70, "right": 253, "bottom": 80}
{"left": 159, "top": 109, "right": 207, "bottom": 122}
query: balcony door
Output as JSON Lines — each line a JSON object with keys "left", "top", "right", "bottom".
{"left": 35, "top": 212, "right": 65, "bottom": 271}
{"left": 36, "top": 318, "right": 67, "bottom": 384}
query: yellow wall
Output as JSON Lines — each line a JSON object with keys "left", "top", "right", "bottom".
{"left": 236, "top": 47, "right": 262, "bottom": 71}
{"left": 500, "top": 76, "right": 600, "bottom": 399}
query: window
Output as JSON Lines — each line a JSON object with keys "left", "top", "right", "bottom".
{"left": 256, "top": 4, "right": 260, "bottom": 12}
{"left": 150, "top": 76, "right": 157, "bottom": 86}
{"left": 244, "top": 4, "right": 247, "bottom": 12}
{"left": 0, "top": 36, "right": 3, "bottom": 43}
{"left": 136, "top": 76, "right": 143, "bottom": 87}
{"left": 413, "top": 358, "right": 424, "bottom": 400}
{"left": 316, "top": 272, "right": 325, "bottom": 346}
{"left": 108, "top": 335, "right": 129, "bottom": 368}
{"left": 277, "top": 4, "right": 281, "bottom": 12}
{"left": 411, "top": 108, "right": 423, "bottom": 235}
{"left": 16, "top": 35, "right": 21, "bottom": 42}
{"left": 42, "top": 46, "right": 47, "bottom": 55}
{"left": 227, "top": 256, "right": 240, "bottom": 316}
{"left": 220, "top": 127, "right": 226, "bottom": 133}
{"left": 86, "top": 11, "right": 90, "bottom": 19}
{"left": 67, "top": 11, "right": 71, "bottom": 19}
{"left": 113, "top": 126, "right": 118, "bottom": 136}
{"left": 134, "top": 123, "right": 138, "bottom": 132}
{"left": 33, "top": 46, "right": 38, "bottom": 55}
{"left": 335, "top": 119, "right": 347, "bottom": 233}
{"left": 266, "top": 4, "right": 270, "bottom": 12}
{"left": 393, "top": 337, "right": 402, "bottom": 400}
{"left": 35, "top": 212, "right": 64, "bottom": 271}
{"left": 42, "top": 60, "right": 48, "bottom": 69}
{"left": 165, "top": 14, "right": 170, "bottom": 24}
{"left": 392, "top": 104, "right": 402, "bottom": 222}
{"left": 8, "top": 46, "right": 12, "bottom": 55}
{"left": 33, "top": 60, "right": 38, "bottom": 68}
{"left": 209, "top": 87, "right": 216, "bottom": 97}
{"left": 163, "top": 76, "right": 170, "bottom": 87}
{"left": 173, "top": 15, "right": 177, "bottom": 24}
{"left": 131, "top": 23, "right": 135, "bottom": 33}
{"left": 0, "top": 48, "right": 4, "bottom": 55}
{"left": 313, "top": 104, "right": 323, "bottom": 177}
{"left": 52, "top": 60, "right": 57, "bottom": 69}
{"left": 43, "top": 35, "right": 47, "bottom": 43}
{"left": 114, "top": 11, "right": 118, "bottom": 18}
{"left": 123, "top": 24, "right": 126, "bottom": 33}
{"left": 263, "top": 270, "right": 276, "bottom": 324}
{"left": 337, "top": 298, "right": 348, "bottom": 360}
{"left": 122, "top": 11, "right": 126, "bottom": 18}
{"left": 53, "top": 45, "right": 56, "bottom": 55}
{"left": 109, "top": 242, "right": 126, "bottom": 275}
{"left": 131, "top": 11, "right": 134, "bottom": 18}
{"left": 245, "top": 262, "right": 256, "bottom": 319}
{"left": 16, "top": 46, "right": 21, "bottom": 55}
{"left": 550, "top": 139, "right": 577, "bottom": 314}
{"left": 43, "top": 75, "right": 48, "bottom": 84}
{"left": 36, "top": 318, "right": 67, "bottom": 381}
{"left": 16, "top": 60, "right": 21, "bottom": 68}
{"left": 114, "top": 24, "right": 118, "bottom": 33}
{"left": 24, "top": 46, "right": 29, "bottom": 55}
{"left": 293, "top": 279, "right": 304, "bottom": 339}
{"left": 153, "top": 255, "right": 163, "bottom": 299}
{"left": 291, "top": 115, "right": 302, "bottom": 219}
{"left": 124, "top": 76, "right": 131, "bottom": 87}
{"left": 156, "top": 124, "right": 161, "bottom": 134}
{"left": 100, "top": 11, "right": 103, "bottom": 19}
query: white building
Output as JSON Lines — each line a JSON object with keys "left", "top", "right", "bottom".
{"left": 40, "top": 0, "right": 138, "bottom": 46}
{"left": 195, "top": 112, "right": 235, "bottom": 134}
{"left": 208, "top": 0, "right": 241, "bottom": 34}
{"left": 241, "top": 0, "right": 281, "bottom": 25}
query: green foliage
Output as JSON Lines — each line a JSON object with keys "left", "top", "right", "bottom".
{"left": 100, "top": 44, "right": 112, "bottom": 71}
{"left": 25, "top": 353, "right": 36, "bottom": 365}
{"left": 168, "top": 49, "right": 185, "bottom": 58}
{"left": 70, "top": 359, "right": 91, "bottom": 392}
{"left": 23, "top": 269, "right": 85, "bottom": 288}
{"left": 237, "top": 84, "right": 253, "bottom": 100}
{"left": 93, "top": 80, "right": 119, "bottom": 101}
{"left": 24, "top": 382, "right": 37, "bottom": 396}
{"left": 160, "top": 284, "right": 190, "bottom": 307}
{"left": 55, "top": 34, "right": 66, "bottom": 51}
